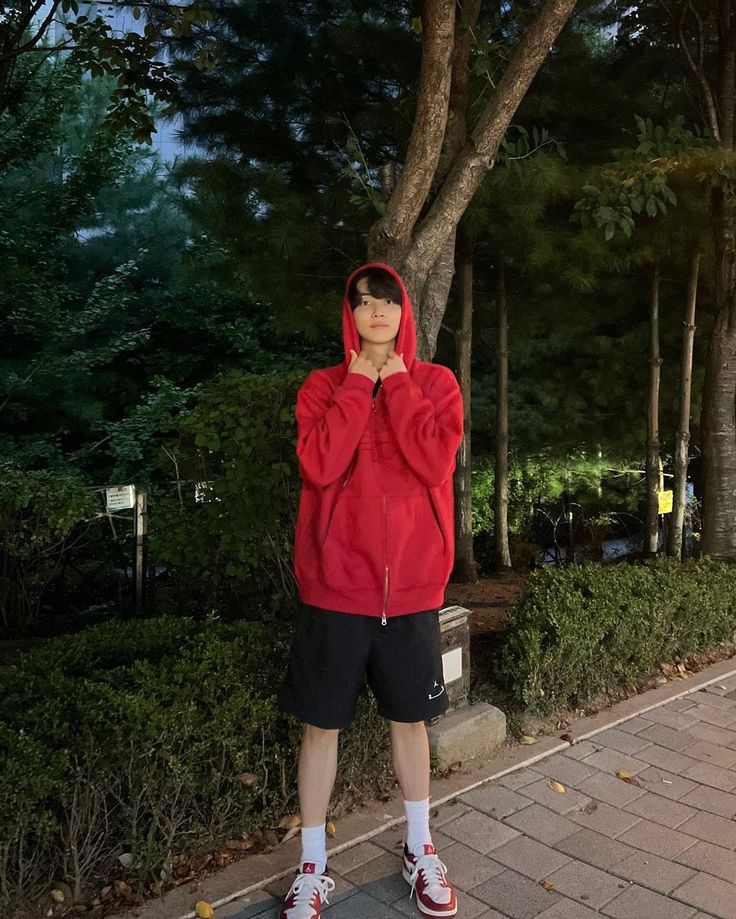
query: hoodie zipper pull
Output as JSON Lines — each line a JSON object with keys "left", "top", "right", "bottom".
{"left": 381, "top": 611, "right": 387, "bottom": 626}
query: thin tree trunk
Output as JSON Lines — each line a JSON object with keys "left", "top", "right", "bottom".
{"left": 668, "top": 10, "right": 736, "bottom": 558}
{"left": 495, "top": 261, "right": 512, "bottom": 570}
{"left": 670, "top": 249, "right": 700, "bottom": 559}
{"left": 453, "top": 247, "right": 478, "bottom": 581}
{"left": 701, "top": 185, "right": 736, "bottom": 560}
{"left": 646, "top": 264, "right": 662, "bottom": 558}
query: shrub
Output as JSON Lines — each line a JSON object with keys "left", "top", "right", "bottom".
{"left": 0, "top": 615, "right": 391, "bottom": 911}
{"left": 499, "top": 558, "right": 736, "bottom": 714}
{"left": 0, "top": 466, "right": 97, "bottom": 632}
{"left": 149, "top": 370, "right": 305, "bottom": 620}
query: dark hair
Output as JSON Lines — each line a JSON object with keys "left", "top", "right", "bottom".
{"left": 348, "top": 268, "right": 403, "bottom": 310}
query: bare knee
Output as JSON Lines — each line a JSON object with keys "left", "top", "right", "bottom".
{"left": 303, "top": 722, "right": 340, "bottom": 741}
{"left": 388, "top": 719, "right": 426, "bottom": 732}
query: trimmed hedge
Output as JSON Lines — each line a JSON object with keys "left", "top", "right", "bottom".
{"left": 499, "top": 557, "right": 736, "bottom": 714}
{"left": 0, "top": 616, "right": 391, "bottom": 910}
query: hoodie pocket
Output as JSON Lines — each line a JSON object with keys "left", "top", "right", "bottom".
{"left": 390, "top": 494, "right": 446, "bottom": 591}
{"left": 318, "top": 495, "right": 385, "bottom": 591}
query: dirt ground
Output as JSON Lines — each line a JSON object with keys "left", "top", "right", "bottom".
{"left": 444, "top": 572, "right": 525, "bottom": 637}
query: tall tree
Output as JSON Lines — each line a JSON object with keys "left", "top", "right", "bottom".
{"left": 366, "top": 0, "right": 579, "bottom": 358}
{"left": 606, "top": 0, "right": 736, "bottom": 559}
{"left": 0, "top": 0, "right": 212, "bottom": 140}
{"left": 670, "top": 248, "right": 701, "bottom": 557}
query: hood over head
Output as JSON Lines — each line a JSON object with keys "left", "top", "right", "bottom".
{"left": 342, "top": 262, "right": 417, "bottom": 375}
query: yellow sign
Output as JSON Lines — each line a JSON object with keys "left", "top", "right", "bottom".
{"left": 658, "top": 490, "right": 673, "bottom": 514}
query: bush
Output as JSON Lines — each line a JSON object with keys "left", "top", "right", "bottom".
{"left": 471, "top": 452, "right": 643, "bottom": 539}
{"left": 499, "top": 558, "right": 736, "bottom": 714}
{"left": 0, "top": 466, "right": 98, "bottom": 633}
{"left": 149, "top": 370, "right": 305, "bottom": 620}
{"left": 0, "top": 615, "right": 391, "bottom": 911}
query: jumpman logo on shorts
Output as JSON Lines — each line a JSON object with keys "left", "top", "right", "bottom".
{"left": 428, "top": 680, "right": 445, "bottom": 700}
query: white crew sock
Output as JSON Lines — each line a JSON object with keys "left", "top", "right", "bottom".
{"left": 404, "top": 797, "right": 432, "bottom": 856}
{"left": 299, "top": 823, "right": 327, "bottom": 875}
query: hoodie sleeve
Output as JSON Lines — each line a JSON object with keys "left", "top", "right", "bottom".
{"left": 380, "top": 366, "right": 464, "bottom": 488}
{"left": 296, "top": 370, "right": 375, "bottom": 486}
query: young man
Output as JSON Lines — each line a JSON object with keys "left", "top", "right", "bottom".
{"left": 277, "top": 262, "right": 464, "bottom": 918}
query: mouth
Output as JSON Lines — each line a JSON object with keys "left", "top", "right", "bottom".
{"left": 370, "top": 324, "right": 390, "bottom": 328}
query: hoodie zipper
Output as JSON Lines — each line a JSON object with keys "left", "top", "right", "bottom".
{"left": 381, "top": 493, "right": 389, "bottom": 625}
{"left": 375, "top": 385, "right": 389, "bottom": 625}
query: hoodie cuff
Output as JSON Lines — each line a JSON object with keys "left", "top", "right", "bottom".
{"left": 380, "top": 370, "right": 411, "bottom": 394}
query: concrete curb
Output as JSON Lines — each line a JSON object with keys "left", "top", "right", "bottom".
{"left": 124, "top": 653, "right": 736, "bottom": 919}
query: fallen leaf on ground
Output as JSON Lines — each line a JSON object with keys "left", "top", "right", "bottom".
{"left": 540, "top": 880, "right": 555, "bottom": 891}
{"left": 326, "top": 821, "right": 337, "bottom": 837}
{"left": 560, "top": 733, "right": 573, "bottom": 743}
{"left": 519, "top": 735, "right": 537, "bottom": 745}
{"left": 225, "top": 839, "right": 250, "bottom": 850}
{"left": 195, "top": 902, "right": 214, "bottom": 919}
{"left": 616, "top": 770, "right": 641, "bottom": 786}
{"left": 548, "top": 780, "right": 566, "bottom": 794}
{"left": 237, "top": 772, "right": 259, "bottom": 787}
{"left": 278, "top": 814, "right": 301, "bottom": 830}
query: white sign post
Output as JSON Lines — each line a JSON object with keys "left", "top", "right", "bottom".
{"left": 105, "top": 485, "right": 136, "bottom": 512}
{"left": 103, "top": 485, "right": 147, "bottom": 614}
{"left": 133, "top": 487, "right": 147, "bottom": 615}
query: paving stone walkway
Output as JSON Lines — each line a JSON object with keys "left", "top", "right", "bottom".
{"left": 218, "top": 679, "right": 736, "bottom": 919}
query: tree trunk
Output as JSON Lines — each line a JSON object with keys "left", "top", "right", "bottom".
{"left": 453, "top": 246, "right": 478, "bottom": 582}
{"left": 670, "top": 9, "right": 736, "bottom": 558}
{"left": 645, "top": 265, "right": 662, "bottom": 558}
{"left": 495, "top": 261, "right": 512, "bottom": 570}
{"left": 701, "top": 186, "right": 736, "bottom": 559}
{"left": 670, "top": 249, "right": 700, "bottom": 559}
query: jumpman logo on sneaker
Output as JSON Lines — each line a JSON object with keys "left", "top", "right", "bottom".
{"left": 428, "top": 680, "right": 445, "bottom": 700}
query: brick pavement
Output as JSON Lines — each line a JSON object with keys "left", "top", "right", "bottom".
{"left": 217, "top": 678, "right": 736, "bottom": 918}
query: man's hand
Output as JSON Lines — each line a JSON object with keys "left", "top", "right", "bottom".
{"left": 379, "top": 350, "right": 407, "bottom": 380}
{"left": 348, "top": 349, "right": 379, "bottom": 382}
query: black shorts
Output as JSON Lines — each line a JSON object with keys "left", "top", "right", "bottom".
{"left": 277, "top": 603, "right": 449, "bottom": 729}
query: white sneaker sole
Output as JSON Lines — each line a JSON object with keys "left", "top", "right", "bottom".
{"left": 401, "top": 863, "right": 458, "bottom": 917}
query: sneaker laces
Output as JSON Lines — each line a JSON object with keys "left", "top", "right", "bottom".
{"left": 409, "top": 852, "right": 452, "bottom": 904}
{"left": 286, "top": 871, "right": 335, "bottom": 915}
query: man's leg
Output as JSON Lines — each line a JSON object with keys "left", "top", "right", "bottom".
{"left": 389, "top": 719, "right": 430, "bottom": 798}
{"left": 389, "top": 719, "right": 432, "bottom": 853}
{"left": 390, "top": 719, "right": 457, "bottom": 915}
{"left": 299, "top": 722, "right": 340, "bottom": 822}
{"left": 297, "top": 722, "right": 340, "bottom": 873}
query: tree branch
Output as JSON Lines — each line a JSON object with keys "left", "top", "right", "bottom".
{"left": 670, "top": 1, "right": 722, "bottom": 140}
{"left": 368, "top": 0, "right": 456, "bottom": 252}
{"left": 409, "top": 0, "right": 578, "bottom": 272}
{"left": 434, "top": 0, "right": 481, "bottom": 188}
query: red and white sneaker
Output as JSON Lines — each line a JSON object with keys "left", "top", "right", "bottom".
{"left": 402, "top": 843, "right": 457, "bottom": 916}
{"left": 278, "top": 862, "right": 336, "bottom": 919}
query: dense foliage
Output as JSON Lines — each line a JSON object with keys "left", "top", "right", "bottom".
{"left": 500, "top": 558, "right": 736, "bottom": 713}
{"left": 0, "top": 616, "right": 392, "bottom": 907}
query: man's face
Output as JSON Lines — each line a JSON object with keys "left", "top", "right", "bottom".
{"left": 352, "top": 277, "right": 401, "bottom": 345}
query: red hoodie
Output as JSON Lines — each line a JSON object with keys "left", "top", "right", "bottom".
{"left": 292, "top": 262, "right": 464, "bottom": 622}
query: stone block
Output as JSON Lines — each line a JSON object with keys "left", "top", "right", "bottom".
{"left": 426, "top": 701, "right": 506, "bottom": 770}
